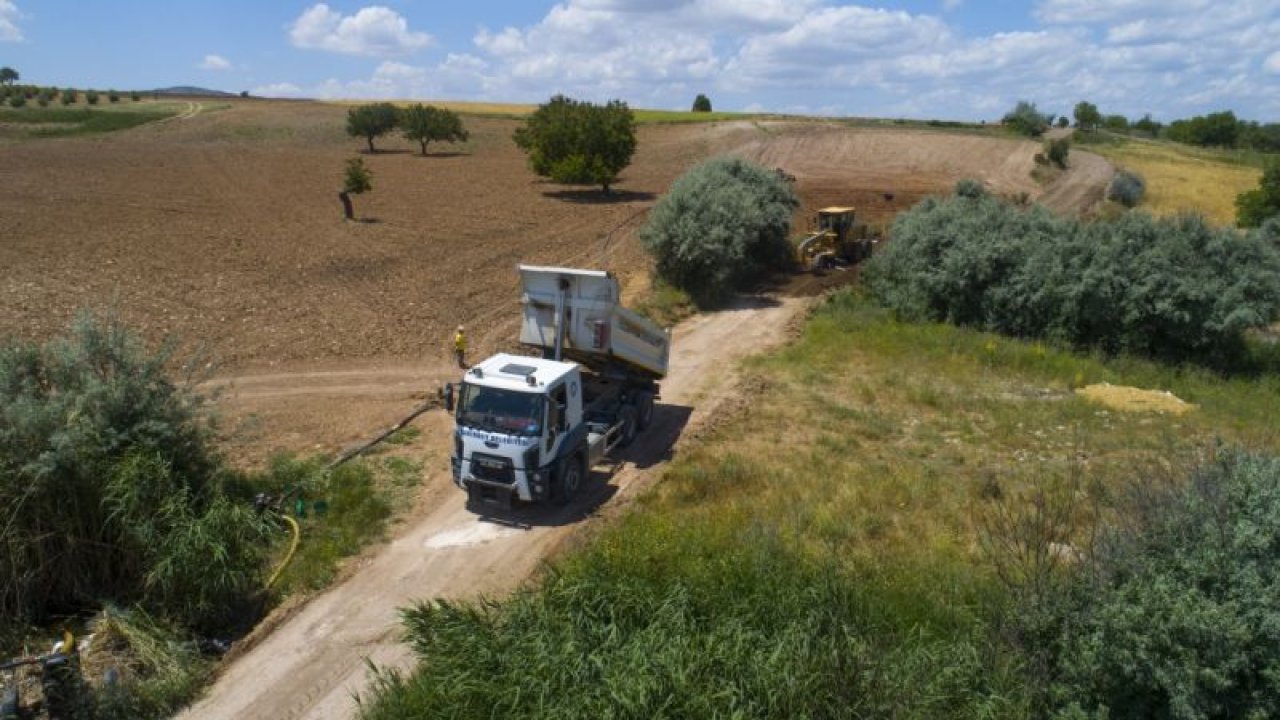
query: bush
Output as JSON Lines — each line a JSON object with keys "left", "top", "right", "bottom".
{"left": 863, "top": 193, "right": 1280, "bottom": 366}
{"left": 1106, "top": 169, "right": 1146, "bottom": 208}
{"left": 130, "top": 90, "right": 141, "bottom": 102}
{"left": 1003, "top": 100, "right": 1050, "bottom": 137}
{"left": 60, "top": 88, "right": 76, "bottom": 105}
{"left": 954, "top": 178, "right": 986, "bottom": 198}
{"left": 0, "top": 312, "right": 271, "bottom": 633}
{"left": 1044, "top": 138, "right": 1070, "bottom": 168}
{"left": 7, "top": 94, "right": 24, "bottom": 108}
{"left": 641, "top": 156, "right": 798, "bottom": 305}
{"left": 108, "top": 89, "right": 120, "bottom": 103}
{"left": 86, "top": 90, "right": 100, "bottom": 105}
{"left": 1045, "top": 450, "right": 1280, "bottom": 719}
{"left": 1236, "top": 161, "right": 1280, "bottom": 228}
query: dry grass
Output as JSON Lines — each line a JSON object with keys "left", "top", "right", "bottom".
{"left": 1089, "top": 139, "right": 1260, "bottom": 225}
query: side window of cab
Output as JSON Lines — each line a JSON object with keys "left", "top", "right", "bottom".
{"left": 549, "top": 385, "right": 568, "bottom": 432}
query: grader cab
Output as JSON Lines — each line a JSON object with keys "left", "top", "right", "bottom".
{"left": 795, "top": 206, "right": 874, "bottom": 271}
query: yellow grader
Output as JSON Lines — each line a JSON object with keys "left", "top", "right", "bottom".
{"left": 794, "top": 206, "right": 875, "bottom": 271}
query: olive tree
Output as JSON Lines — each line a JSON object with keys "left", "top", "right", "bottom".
{"left": 400, "top": 103, "right": 469, "bottom": 156}
{"left": 641, "top": 156, "right": 798, "bottom": 305}
{"left": 346, "top": 102, "right": 400, "bottom": 153}
{"left": 513, "top": 95, "right": 636, "bottom": 194}
{"left": 339, "top": 157, "right": 373, "bottom": 221}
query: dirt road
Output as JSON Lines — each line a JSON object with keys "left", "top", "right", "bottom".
{"left": 179, "top": 295, "right": 805, "bottom": 720}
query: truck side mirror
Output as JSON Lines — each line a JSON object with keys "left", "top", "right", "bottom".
{"left": 440, "top": 384, "right": 455, "bottom": 413}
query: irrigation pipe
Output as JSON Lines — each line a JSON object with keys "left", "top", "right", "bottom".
{"left": 266, "top": 515, "right": 300, "bottom": 590}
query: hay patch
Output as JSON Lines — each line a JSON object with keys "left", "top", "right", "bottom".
{"left": 1076, "top": 382, "right": 1195, "bottom": 415}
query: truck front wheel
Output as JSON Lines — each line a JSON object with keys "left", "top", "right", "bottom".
{"left": 553, "top": 455, "right": 584, "bottom": 506}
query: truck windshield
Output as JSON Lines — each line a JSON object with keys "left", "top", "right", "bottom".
{"left": 457, "top": 384, "right": 544, "bottom": 437}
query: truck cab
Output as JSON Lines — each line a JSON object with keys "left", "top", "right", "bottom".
{"left": 452, "top": 353, "right": 583, "bottom": 504}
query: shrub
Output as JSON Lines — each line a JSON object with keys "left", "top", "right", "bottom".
{"left": 61, "top": 87, "right": 76, "bottom": 105}
{"left": 0, "top": 312, "right": 271, "bottom": 632}
{"left": 1044, "top": 138, "right": 1070, "bottom": 168}
{"left": 954, "top": 178, "right": 986, "bottom": 198}
{"left": 1046, "top": 450, "right": 1280, "bottom": 719}
{"left": 1003, "top": 100, "right": 1050, "bottom": 137}
{"left": 86, "top": 89, "right": 100, "bottom": 105}
{"left": 641, "top": 156, "right": 798, "bottom": 305}
{"left": 863, "top": 193, "right": 1280, "bottom": 366}
{"left": 1236, "top": 161, "right": 1280, "bottom": 228}
{"left": 108, "top": 89, "right": 120, "bottom": 103}
{"left": 7, "top": 94, "right": 24, "bottom": 108}
{"left": 130, "top": 90, "right": 141, "bottom": 102}
{"left": 1106, "top": 169, "right": 1146, "bottom": 208}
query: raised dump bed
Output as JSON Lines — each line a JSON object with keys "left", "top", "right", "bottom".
{"left": 517, "top": 264, "right": 670, "bottom": 379}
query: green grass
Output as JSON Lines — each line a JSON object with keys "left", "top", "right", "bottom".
{"left": 0, "top": 104, "right": 180, "bottom": 137}
{"left": 253, "top": 456, "right": 395, "bottom": 595}
{"left": 361, "top": 289, "right": 1280, "bottom": 717}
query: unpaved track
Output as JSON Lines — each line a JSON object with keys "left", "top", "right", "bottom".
{"left": 179, "top": 296, "right": 805, "bottom": 720}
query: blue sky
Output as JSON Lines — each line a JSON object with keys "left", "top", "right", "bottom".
{"left": 3, "top": 0, "right": 1279, "bottom": 121}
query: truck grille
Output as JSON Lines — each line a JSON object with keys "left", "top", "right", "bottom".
{"left": 469, "top": 453, "right": 515, "bottom": 485}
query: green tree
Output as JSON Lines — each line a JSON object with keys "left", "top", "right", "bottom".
{"left": 339, "top": 157, "right": 373, "bottom": 221}
{"left": 0, "top": 66, "right": 17, "bottom": 86}
{"left": 691, "top": 93, "right": 712, "bottom": 112}
{"left": 1103, "top": 113, "right": 1129, "bottom": 131}
{"left": 513, "top": 95, "right": 637, "bottom": 194}
{"left": 641, "top": 156, "right": 798, "bottom": 305}
{"left": 400, "top": 103, "right": 469, "bottom": 156}
{"left": 1168, "top": 110, "right": 1240, "bottom": 147}
{"left": 1002, "top": 100, "right": 1050, "bottom": 137}
{"left": 346, "top": 102, "right": 400, "bottom": 153}
{"left": 1073, "top": 100, "right": 1101, "bottom": 131}
{"left": 1236, "top": 161, "right": 1280, "bottom": 228}
{"left": 1056, "top": 116, "right": 1069, "bottom": 128}
{"left": 108, "top": 89, "right": 120, "bottom": 103}
{"left": 1133, "top": 113, "right": 1161, "bottom": 137}
{"left": 60, "top": 87, "right": 76, "bottom": 105}
{"left": 86, "top": 89, "right": 100, "bottom": 105}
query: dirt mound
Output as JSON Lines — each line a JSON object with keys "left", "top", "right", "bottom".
{"left": 1076, "top": 383, "right": 1196, "bottom": 415}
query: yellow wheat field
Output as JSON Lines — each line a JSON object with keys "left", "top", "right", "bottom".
{"left": 1091, "top": 140, "right": 1261, "bottom": 226}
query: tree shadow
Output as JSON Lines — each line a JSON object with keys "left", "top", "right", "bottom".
{"left": 347, "top": 217, "right": 381, "bottom": 224}
{"left": 541, "top": 188, "right": 656, "bottom": 204}
{"left": 357, "top": 148, "right": 414, "bottom": 155}
{"left": 413, "top": 151, "right": 470, "bottom": 159}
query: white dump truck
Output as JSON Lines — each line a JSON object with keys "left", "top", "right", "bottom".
{"left": 447, "top": 265, "right": 670, "bottom": 507}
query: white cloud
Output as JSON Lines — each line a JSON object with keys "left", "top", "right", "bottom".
{"left": 268, "top": 0, "right": 1279, "bottom": 119}
{"left": 289, "top": 4, "right": 432, "bottom": 57}
{"left": 1266, "top": 51, "right": 1280, "bottom": 74}
{"left": 0, "top": 0, "right": 23, "bottom": 42}
{"left": 252, "top": 82, "right": 303, "bottom": 98}
{"left": 200, "top": 54, "right": 231, "bottom": 70}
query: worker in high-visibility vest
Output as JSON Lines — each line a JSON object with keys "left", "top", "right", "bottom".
{"left": 453, "top": 325, "right": 467, "bottom": 368}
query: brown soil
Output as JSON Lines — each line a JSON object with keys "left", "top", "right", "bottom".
{"left": 1, "top": 100, "right": 1112, "bottom": 718}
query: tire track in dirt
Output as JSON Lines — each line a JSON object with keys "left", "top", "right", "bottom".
{"left": 179, "top": 295, "right": 807, "bottom": 720}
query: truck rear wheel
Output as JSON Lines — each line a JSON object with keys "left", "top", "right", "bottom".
{"left": 636, "top": 390, "right": 655, "bottom": 430}
{"left": 618, "top": 405, "right": 639, "bottom": 447}
{"left": 553, "top": 455, "right": 583, "bottom": 506}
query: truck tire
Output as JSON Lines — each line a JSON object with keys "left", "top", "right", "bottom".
{"left": 618, "top": 405, "right": 639, "bottom": 447}
{"left": 553, "top": 455, "right": 584, "bottom": 506}
{"left": 636, "top": 390, "right": 655, "bottom": 430}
